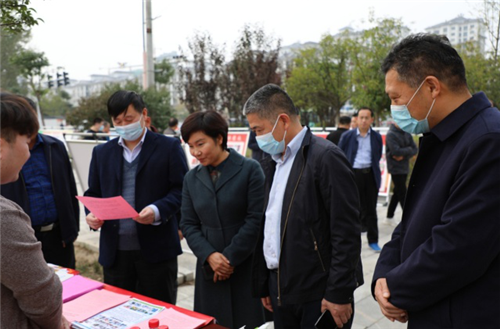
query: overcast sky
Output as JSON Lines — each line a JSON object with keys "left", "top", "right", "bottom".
{"left": 28, "top": 0, "right": 482, "bottom": 80}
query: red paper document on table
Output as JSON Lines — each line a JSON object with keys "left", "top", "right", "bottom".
{"left": 62, "top": 275, "right": 104, "bottom": 302}
{"left": 76, "top": 196, "right": 139, "bottom": 220}
{"left": 63, "top": 289, "right": 130, "bottom": 323}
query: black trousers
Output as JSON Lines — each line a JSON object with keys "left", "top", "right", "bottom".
{"left": 387, "top": 174, "right": 408, "bottom": 218}
{"left": 34, "top": 226, "right": 75, "bottom": 269}
{"left": 354, "top": 169, "right": 379, "bottom": 244}
{"left": 103, "top": 250, "right": 178, "bottom": 304}
{"left": 269, "top": 270, "right": 354, "bottom": 329}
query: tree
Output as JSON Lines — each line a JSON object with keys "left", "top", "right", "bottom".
{"left": 155, "top": 58, "right": 175, "bottom": 85}
{"left": 66, "top": 80, "right": 173, "bottom": 132}
{"left": 286, "top": 33, "right": 353, "bottom": 127}
{"left": 0, "top": 0, "right": 42, "bottom": 34}
{"left": 10, "top": 49, "right": 49, "bottom": 125}
{"left": 478, "top": 0, "right": 500, "bottom": 61}
{"left": 460, "top": 41, "right": 500, "bottom": 103}
{"left": 220, "top": 25, "right": 282, "bottom": 124}
{"left": 40, "top": 89, "right": 73, "bottom": 117}
{"left": 349, "top": 16, "right": 408, "bottom": 121}
{"left": 177, "top": 33, "right": 225, "bottom": 114}
{"left": 0, "top": 27, "right": 30, "bottom": 93}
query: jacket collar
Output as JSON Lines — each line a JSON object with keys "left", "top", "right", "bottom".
{"left": 431, "top": 92, "right": 491, "bottom": 142}
{"left": 195, "top": 149, "right": 243, "bottom": 192}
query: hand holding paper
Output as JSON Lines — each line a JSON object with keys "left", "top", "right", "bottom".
{"left": 76, "top": 196, "right": 139, "bottom": 220}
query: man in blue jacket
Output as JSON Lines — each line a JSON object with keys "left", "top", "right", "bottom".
{"left": 1, "top": 97, "right": 79, "bottom": 269}
{"left": 372, "top": 34, "right": 500, "bottom": 328}
{"left": 339, "top": 108, "right": 383, "bottom": 252}
{"left": 85, "top": 90, "right": 188, "bottom": 304}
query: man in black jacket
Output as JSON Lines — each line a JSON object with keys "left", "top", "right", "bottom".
{"left": 244, "top": 84, "right": 362, "bottom": 329}
{"left": 1, "top": 122, "right": 80, "bottom": 269}
{"left": 326, "top": 116, "right": 351, "bottom": 145}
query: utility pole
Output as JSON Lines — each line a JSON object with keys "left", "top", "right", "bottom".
{"left": 143, "top": 0, "right": 154, "bottom": 90}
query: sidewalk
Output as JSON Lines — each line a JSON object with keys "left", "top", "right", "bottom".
{"left": 75, "top": 177, "right": 405, "bottom": 328}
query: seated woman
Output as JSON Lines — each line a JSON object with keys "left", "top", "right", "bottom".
{"left": 180, "top": 111, "right": 266, "bottom": 328}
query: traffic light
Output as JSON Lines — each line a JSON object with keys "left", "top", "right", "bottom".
{"left": 63, "top": 72, "right": 70, "bottom": 85}
{"left": 47, "top": 75, "right": 54, "bottom": 88}
{"left": 56, "top": 72, "right": 64, "bottom": 87}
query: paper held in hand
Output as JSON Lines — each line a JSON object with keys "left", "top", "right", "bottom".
{"left": 76, "top": 196, "right": 139, "bottom": 220}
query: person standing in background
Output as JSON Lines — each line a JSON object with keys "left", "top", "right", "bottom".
{"left": 384, "top": 123, "right": 417, "bottom": 225}
{"left": 327, "top": 116, "right": 352, "bottom": 145}
{"left": 1, "top": 96, "right": 80, "bottom": 269}
{"left": 339, "top": 108, "right": 383, "bottom": 252}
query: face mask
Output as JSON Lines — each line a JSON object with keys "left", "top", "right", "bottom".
{"left": 115, "top": 115, "right": 144, "bottom": 141}
{"left": 256, "top": 115, "right": 287, "bottom": 155}
{"left": 391, "top": 79, "right": 436, "bottom": 134}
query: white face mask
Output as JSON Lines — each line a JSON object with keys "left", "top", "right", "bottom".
{"left": 115, "top": 114, "right": 144, "bottom": 141}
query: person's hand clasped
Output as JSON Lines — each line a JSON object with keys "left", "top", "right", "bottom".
{"left": 374, "top": 278, "right": 408, "bottom": 323}
{"left": 133, "top": 206, "right": 155, "bottom": 225}
{"left": 392, "top": 155, "right": 404, "bottom": 161}
{"left": 321, "top": 299, "right": 352, "bottom": 328}
{"left": 85, "top": 213, "right": 104, "bottom": 230}
{"left": 207, "top": 252, "right": 234, "bottom": 283}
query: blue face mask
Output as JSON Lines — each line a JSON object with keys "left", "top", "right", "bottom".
{"left": 391, "top": 79, "right": 436, "bottom": 134}
{"left": 115, "top": 114, "right": 145, "bottom": 141}
{"left": 256, "top": 115, "right": 287, "bottom": 155}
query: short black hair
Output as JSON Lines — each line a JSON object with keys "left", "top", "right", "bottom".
{"left": 93, "top": 117, "right": 103, "bottom": 124}
{"left": 243, "top": 84, "right": 299, "bottom": 122}
{"left": 357, "top": 107, "right": 374, "bottom": 117}
{"left": 1, "top": 93, "right": 39, "bottom": 143}
{"left": 339, "top": 116, "right": 351, "bottom": 125}
{"left": 168, "top": 117, "right": 179, "bottom": 128}
{"left": 107, "top": 90, "right": 145, "bottom": 119}
{"left": 382, "top": 33, "right": 467, "bottom": 91}
{"left": 181, "top": 111, "right": 228, "bottom": 150}
{"left": 352, "top": 112, "right": 358, "bottom": 118}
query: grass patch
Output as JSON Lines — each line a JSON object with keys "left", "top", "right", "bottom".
{"left": 75, "top": 242, "right": 103, "bottom": 282}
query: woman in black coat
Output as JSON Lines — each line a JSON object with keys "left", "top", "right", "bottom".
{"left": 180, "top": 111, "right": 266, "bottom": 328}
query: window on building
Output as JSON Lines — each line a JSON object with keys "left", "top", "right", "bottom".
{"left": 451, "top": 33, "right": 455, "bottom": 36}
{"left": 464, "top": 26, "right": 468, "bottom": 30}
{"left": 434, "top": 30, "right": 439, "bottom": 34}
{"left": 471, "top": 25, "right": 475, "bottom": 28}
{"left": 464, "top": 32, "right": 468, "bottom": 36}
{"left": 459, "top": 26, "right": 462, "bottom": 31}
{"left": 452, "top": 26, "right": 456, "bottom": 30}
{"left": 444, "top": 28, "right": 448, "bottom": 32}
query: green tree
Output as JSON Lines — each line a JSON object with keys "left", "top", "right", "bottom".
{"left": 460, "top": 41, "right": 500, "bottom": 103}
{"left": 177, "top": 33, "right": 225, "bottom": 113}
{"left": 40, "top": 89, "right": 73, "bottom": 117}
{"left": 286, "top": 33, "right": 353, "bottom": 127}
{"left": 0, "top": 0, "right": 42, "bottom": 34}
{"left": 10, "top": 49, "right": 49, "bottom": 125}
{"left": 220, "top": 25, "right": 282, "bottom": 124}
{"left": 349, "top": 16, "right": 408, "bottom": 121}
{"left": 0, "top": 27, "right": 29, "bottom": 93}
{"left": 155, "top": 58, "right": 175, "bottom": 85}
{"left": 66, "top": 80, "right": 173, "bottom": 132}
